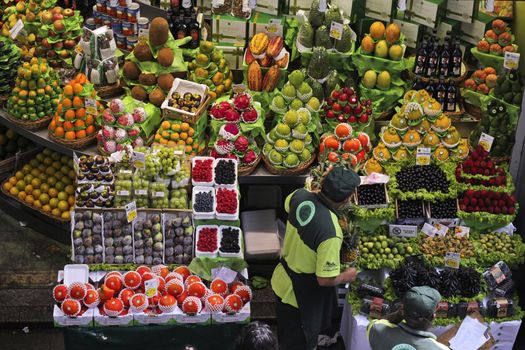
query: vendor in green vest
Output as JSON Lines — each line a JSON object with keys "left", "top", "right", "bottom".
{"left": 271, "top": 166, "right": 360, "bottom": 350}
{"left": 367, "top": 286, "right": 450, "bottom": 350}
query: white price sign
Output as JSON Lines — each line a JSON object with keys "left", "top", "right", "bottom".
{"left": 478, "top": 133, "right": 494, "bottom": 152}
{"left": 504, "top": 52, "right": 520, "bottom": 70}
{"left": 444, "top": 252, "right": 461, "bottom": 269}
{"left": 125, "top": 201, "right": 137, "bottom": 222}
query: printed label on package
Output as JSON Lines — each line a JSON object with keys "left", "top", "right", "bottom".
{"left": 125, "top": 201, "right": 137, "bottom": 222}
{"left": 330, "top": 21, "right": 344, "bottom": 40}
{"left": 504, "top": 52, "right": 520, "bottom": 70}
{"left": 85, "top": 98, "right": 97, "bottom": 115}
{"left": 145, "top": 278, "right": 159, "bottom": 297}
{"left": 444, "top": 252, "right": 460, "bottom": 269}
{"left": 478, "top": 133, "right": 494, "bottom": 152}
{"left": 416, "top": 147, "right": 431, "bottom": 165}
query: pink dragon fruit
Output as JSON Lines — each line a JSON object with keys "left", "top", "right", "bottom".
{"left": 210, "top": 149, "right": 221, "bottom": 159}
{"left": 226, "top": 153, "right": 238, "bottom": 160}
{"left": 210, "top": 105, "right": 225, "bottom": 120}
{"left": 234, "top": 135, "right": 249, "bottom": 153}
{"left": 242, "top": 150, "right": 257, "bottom": 165}
{"left": 115, "top": 128, "right": 127, "bottom": 142}
{"left": 117, "top": 113, "right": 134, "bottom": 128}
{"left": 219, "top": 123, "right": 240, "bottom": 141}
{"left": 241, "top": 107, "right": 258, "bottom": 123}
{"left": 96, "top": 130, "right": 103, "bottom": 142}
{"left": 102, "top": 126, "right": 116, "bottom": 140}
{"left": 102, "top": 109, "right": 116, "bottom": 124}
{"left": 109, "top": 99, "right": 125, "bottom": 114}
{"left": 127, "top": 126, "right": 141, "bottom": 139}
{"left": 132, "top": 137, "right": 144, "bottom": 148}
{"left": 104, "top": 140, "right": 117, "bottom": 153}
{"left": 132, "top": 107, "right": 147, "bottom": 123}
{"left": 214, "top": 139, "right": 235, "bottom": 155}
{"left": 233, "top": 93, "right": 251, "bottom": 110}
{"left": 224, "top": 109, "right": 241, "bottom": 123}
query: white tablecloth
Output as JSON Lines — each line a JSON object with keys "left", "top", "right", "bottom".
{"left": 340, "top": 301, "right": 522, "bottom": 350}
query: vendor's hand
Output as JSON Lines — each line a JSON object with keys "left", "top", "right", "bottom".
{"left": 340, "top": 267, "right": 357, "bottom": 283}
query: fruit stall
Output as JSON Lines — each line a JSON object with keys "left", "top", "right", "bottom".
{"left": 0, "top": 0, "right": 523, "bottom": 349}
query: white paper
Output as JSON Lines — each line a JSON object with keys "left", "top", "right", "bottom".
{"left": 211, "top": 267, "right": 238, "bottom": 284}
{"left": 449, "top": 316, "right": 489, "bottom": 350}
{"left": 422, "top": 222, "right": 438, "bottom": 237}
{"left": 359, "top": 173, "right": 390, "bottom": 185}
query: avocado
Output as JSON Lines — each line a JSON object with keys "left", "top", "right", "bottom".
{"left": 503, "top": 92, "right": 514, "bottom": 103}
{"left": 308, "top": 0, "right": 324, "bottom": 28}
{"left": 315, "top": 25, "right": 333, "bottom": 49}
{"left": 500, "top": 80, "right": 511, "bottom": 93}
{"left": 513, "top": 93, "right": 522, "bottom": 105}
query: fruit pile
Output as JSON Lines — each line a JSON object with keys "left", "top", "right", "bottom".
{"left": 359, "top": 22, "right": 403, "bottom": 61}
{"left": 0, "top": 127, "right": 31, "bottom": 160}
{"left": 210, "top": 93, "right": 261, "bottom": 125}
{"left": 123, "top": 18, "right": 185, "bottom": 106}
{"left": 49, "top": 73, "right": 101, "bottom": 142}
{"left": 114, "top": 170, "right": 132, "bottom": 207}
{"left": 76, "top": 155, "right": 114, "bottom": 183}
{"left": 362, "top": 69, "right": 392, "bottom": 91}
{"left": 196, "top": 226, "right": 218, "bottom": 253}
{"left": 149, "top": 182, "right": 169, "bottom": 209}
{"left": 476, "top": 19, "right": 516, "bottom": 56}
{"left": 167, "top": 91, "right": 202, "bottom": 113}
{"left": 2, "top": 148, "right": 75, "bottom": 220}
{"left": 192, "top": 158, "right": 213, "bottom": 184}
{"left": 245, "top": 33, "right": 289, "bottom": 69}
{"left": 263, "top": 110, "right": 315, "bottom": 170}
{"left": 102, "top": 211, "right": 134, "bottom": 264}
{"left": 319, "top": 123, "right": 371, "bottom": 168}
{"left": 72, "top": 211, "right": 103, "bottom": 264}
{"left": 0, "top": 37, "right": 20, "bottom": 97}
{"left": 356, "top": 184, "right": 388, "bottom": 207}
{"left": 492, "top": 69, "right": 523, "bottom": 105}
{"left": 214, "top": 159, "right": 237, "bottom": 185}
{"left": 210, "top": 123, "right": 260, "bottom": 168}
{"left": 459, "top": 190, "right": 516, "bottom": 215}
{"left": 269, "top": 70, "right": 322, "bottom": 115}
{"left": 395, "top": 164, "right": 450, "bottom": 193}
{"left": 476, "top": 232, "right": 525, "bottom": 267}
{"left": 219, "top": 226, "right": 241, "bottom": 255}
{"left": 322, "top": 87, "right": 372, "bottom": 127}
{"left": 53, "top": 280, "right": 99, "bottom": 318}
{"left": 463, "top": 67, "right": 498, "bottom": 95}
{"left": 187, "top": 41, "right": 232, "bottom": 99}
{"left": 169, "top": 187, "right": 189, "bottom": 209}
{"left": 6, "top": 57, "right": 61, "bottom": 123}
{"left": 455, "top": 145, "right": 508, "bottom": 188}
{"left": 216, "top": 188, "right": 238, "bottom": 215}
{"left": 428, "top": 199, "right": 457, "bottom": 219}
{"left": 193, "top": 189, "right": 214, "bottom": 213}
{"left": 75, "top": 183, "right": 114, "bottom": 208}
{"left": 132, "top": 175, "right": 149, "bottom": 208}
{"left": 153, "top": 119, "right": 202, "bottom": 156}
{"left": 133, "top": 213, "right": 164, "bottom": 265}
{"left": 420, "top": 233, "right": 474, "bottom": 260}
{"left": 358, "top": 234, "right": 415, "bottom": 269}
{"left": 98, "top": 99, "right": 148, "bottom": 154}
{"left": 397, "top": 199, "right": 425, "bottom": 219}
{"left": 164, "top": 213, "right": 193, "bottom": 265}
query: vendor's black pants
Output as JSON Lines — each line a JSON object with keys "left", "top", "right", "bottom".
{"left": 276, "top": 297, "right": 309, "bottom": 350}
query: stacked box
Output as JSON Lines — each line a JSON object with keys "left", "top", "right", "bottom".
{"left": 248, "top": 12, "right": 284, "bottom": 38}
{"left": 255, "top": 0, "right": 281, "bottom": 16}
{"left": 211, "top": 14, "right": 248, "bottom": 46}
{"left": 364, "top": 0, "right": 395, "bottom": 22}
{"left": 405, "top": 0, "right": 446, "bottom": 29}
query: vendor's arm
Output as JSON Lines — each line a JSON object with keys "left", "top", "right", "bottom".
{"left": 316, "top": 237, "right": 357, "bottom": 287}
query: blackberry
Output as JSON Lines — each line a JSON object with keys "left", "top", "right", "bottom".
{"left": 214, "top": 159, "right": 236, "bottom": 185}
{"left": 430, "top": 199, "right": 457, "bottom": 218}
{"left": 194, "top": 191, "right": 214, "bottom": 212}
{"left": 357, "top": 184, "right": 387, "bottom": 206}
{"left": 219, "top": 227, "right": 241, "bottom": 254}
{"left": 397, "top": 200, "right": 425, "bottom": 218}
{"left": 396, "top": 165, "right": 449, "bottom": 193}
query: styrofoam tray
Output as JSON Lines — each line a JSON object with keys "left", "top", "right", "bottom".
{"left": 64, "top": 264, "right": 89, "bottom": 285}
{"left": 161, "top": 78, "right": 208, "bottom": 117}
{"left": 215, "top": 187, "right": 239, "bottom": 221}
{"left": 195, "top": 225, "right": 220, "bottom": 258}
{"left": 218, "top": 225, "right": 243, "bottom": 259}
{"left": 213, "top": 158, "right": 238, "bottom": 187}
{"left": 191, "top": 156, "right": 215, "bottom": 187}
{"left": 192, "top": 186, "right": 216, "bottom": 220}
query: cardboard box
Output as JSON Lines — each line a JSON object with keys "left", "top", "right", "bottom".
{"left": 196, "top": 0, "right": 212, "bottom": 16}
{"left": 216, "top": 43, "right": 245, "bottom": 71}
{"left": 255, "top": 0, "right": 281, "bottom": 16}
{"left": 94, "top": 307, "right": 134, "bottom": 327}
{"left": 211, "top": 14, "right": 248, "bottom": 46}
{"left": 211, "top": 303, "right": 251, "bottom": 324}
{"left": 364, "top": 0, "right": 395, "bottom": 21}
{"left": 393, "top": 19, "right": 420, "bottom": 48}
{"left": 283, "top": 0, "right": 311, "bottom": 15}
{"left": 248, "top": 12, "right": 284, "bottom": 38}
{"left": 406, "top": 0, "right": 446, "bottom": 29}
{"left": 132, "top": 310, "right": 178, "bottom": 325}
{"left": 173, "top": 306, "right": 211, "bottom": 325}
{"left": 445, "top": 0, "right": 478, "bottom": 23}
{"left": 54, "top": 306, "right": 95, "bottom": 327}
{"left": 461, "top": 16, "right": 491, "bottom": 46}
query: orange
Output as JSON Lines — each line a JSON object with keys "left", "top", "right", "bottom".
{"left": 86, "top": 125, "right": 95, "bottom": 135}
{"left": 56, "top": 104, "right": 63, "bottom": 115}
{"left": 75, "top": 108, "right": 86, "bottom": 118}
{"left": 177, "top": 140, "right": 185, "bottom": 146}
{"left": 85, "top": 115, "right": 94, "bottom": 125}
{"left": 76, "top": 130, "right": 86, "bottom": 139}
{"left": 62, "top": 98, "right": 72, "bottom": 109}
{"left": 159, "top": 138, "right": 168, "bottom": 145}
{"left": 161, "top": 131, "right": 170, "bottom": 139}
{"left": 48, "top": 188, "right": 58, "bottom": 198}
{"left": 170, "top": 132, "right": 179, "bottom": 141}
{"left": 154, "top": 134, "right": 161, "bottom": 142}
{"left": 323, "top": 136, "right": 340, "bottom": 150}
{"left": 33, "top": 199, "right": 42, "bottom": 209}
{"left": 24, "top": 184, "right": 33, "bottom": 194}
{"left": 167, "top": 140, "right": 176, "bottom": 146}
{"left": 9, "top": 187, "right": 19, "bottom": 196}
{"left": 48, "top": 119, "right": 56, "bottom": 131}
{"left": 2, "top": 182, "right": 12, "bottom": 191}
{"left": 180, "top": 132, "right": 188, "bottom": 140}
{"left": 42, "top": 204, "right": 51, "bottom": 213}
{"left": 25, "top": 195, "right": 34, "bottom": 205}
{"left": 193, "top": 143, "right": 199, "bottom": 150}
{"left": 63, "top": 121, "right": 74, "bottom": 131}
{"left": 67, "top": 197, "right": 75, "bottom": 206}
{"left": 54, "top": 127, "right": 65, "bottom": 138}
{"left": 65, "top": 131, "right": 76, "bottom": 140}
{"left": 72, "top": 96, "right": 83, "bottom": 108}
{"left": 181, "top": 122, "right": 190, "bottom": 131}
{"left": 74, "top": 120, "right": 85, "bottom": 128}
{"left": 185, "top": 145, "right": 192, "bottom": 153}
{"left": 73, "top": 83, "right": 83, "bottom": 95}
{"left": 51, "top": 208, "right": 61, "bottom": 217}
{"left": 188, "top": 129, "right": 195, "bottom": 136}
{"left": 186, "top": 137, "right": 193, "bottom": 144}
{"left": 9, "top": 177, "right": 17, "bottom": 186}
{"left": 63, "top": 85, "right": 73, "bottom": 97}
{"left": 171, "top": 124, "right": 181, "bottom": 132}
{"left": 18, "top": 191, "right": 26, "bottom": 201}
{"left": 161, "top": 121, "right": 171, "bottom": 130}
{"left": 75, "top": 73, "right": 87, "bottom": 84}
{"left": 65, "top": 109, "right": 76, "bottom": 121}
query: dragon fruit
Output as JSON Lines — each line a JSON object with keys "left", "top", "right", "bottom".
{"left": 104, "top": 140, "right": 117, "bottom": 153}
{"left": 219, "top": 123, "right": 240, "bottom": 141}
{"left": 233, "top": 93, "right": 251, "bottom": 110}
{"left": 210, "top": 149, "right": 221, "bottom": 158}
{"left": 109, "top": 99, "right": 125, "bottom": 114}
{"left": 115, "top": 128, "right": 127, "bottom": 142}
{"left": 133, "top": 107, "right": 147, "bottom": 123}
{"left": 127, "top": 126, "right": 141, "bottom": 139}
{"left": 102, "top": 109, "right": 116, "bottom": 124}
{"left": 116, "top": 144, "right": 126, "bottom": 151}
{"left": 224, "top": 109, "right": 241, "bottom": 123}
{"left": 117, "top": 113, "right": 134, "bottom": 128}
{"left": 132, "top": 137, "right": 144, "bottom": 148}
{"left": 242, "top": 150, "right": 257, "bottom": 165}
{"left": 102, "top": 126, "right": 116, "bottom": 140}
{"left": 96, "top": 130, "right": 103, "bottom": 142}
{"left": 234, "top": 136, "right": 249, "bottom": 153}
{"left": 241, "top": 107, "right": 258, "bottom": 123}
{"left": 215, "top": 139, "right": 235, "bottom": 155}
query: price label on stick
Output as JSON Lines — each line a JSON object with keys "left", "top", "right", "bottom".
{"left": 504, "top": 51, "right": 520, "bottom": 70}
{"left": 330, "top": 21, "right": 344, "bottom": 40}
{"left": 10, "top": 19, "right": 24, "bottom": 39}
{"left": 478, "top": 133, "right": 494, "bottom": 152}
{"left": 416, "top": 147, "right": 431, "bottom": 165}
{"left": 85, "top": 98, "right": 97, "bottom": 115}
{"left": 454, "top": 226, "right": 470, "bottom": 238}
{"left": 125, "top": 201, "right": 137, "bottom": 223}
{"left": 132, "top": 151, "right": 145, "bottom": 169}
{"left": 444, "top": 252, "right": 460, "bottom": 269}
{"left": 145, "top": 278, "right": 159, "bottom": 297}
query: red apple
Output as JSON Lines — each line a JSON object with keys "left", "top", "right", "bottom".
{"left": 326, "top": 110, "right": 335, "bottom": 119}
{"left": 52, "top": 13, "right": 64, "bottom": 21}
{"left": 354, "top": 105, "right": 363, "bottom": 115}
{"left": 333, "top": 103, "right": 342, "bottom": 112}
{"left": 63, "top": 8, "right": 74, "bottom": 17}
{"left": 348, "top": 116, "right": 357, "bottom": 123}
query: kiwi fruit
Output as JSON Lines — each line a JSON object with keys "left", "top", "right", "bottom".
{"left": 131, "top": 85, "right": 148, "bottom": 101}
{"left": 157, "top": 47, "right": 174, "bottom": 67}
{"left": 123, "top": 61, "right": 140, "bottom": 81}
{"left": 138, "top": 73, "right": 157, "bottom": 86}
{"left": 133, "top": 42, "right": 154, "bottom": 62}
{"left": 149, "top": 17, "right": 169, "bottom": 47}
{"left": 149, "top": 88, "right": 166, "bottom": 107}
{"left": 157, "top": 73, "right": 174, "bottom": 92}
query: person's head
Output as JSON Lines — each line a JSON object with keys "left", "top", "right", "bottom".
{"left": 403, "top": 286, "right": 441, "bottom": 330}
{"left": 320, "top": 166, "right": 361, "bottom": 209}
{"left": 233, "top": 321, "right": 278, "bottom": 350}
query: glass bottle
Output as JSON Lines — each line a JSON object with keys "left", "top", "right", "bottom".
{"left": 452, "top": 43, "right": 462, "bottom": 77}
{"left": 426, "top": 42, "right": 439, "bottom": 78}
{"left": 436, "top": 76, "right": 446, "bottom": 104}
{"left": 438, "top": 41, "right": 450, "bottom": 77}
{"left": 425, "top": 78, "right": 435, "bottom": 96}
{"left": 446, "top": 80, "right": 457, "bottom": 112}
{"left": 414, "top": 40, "right": 428, "bottom": 75}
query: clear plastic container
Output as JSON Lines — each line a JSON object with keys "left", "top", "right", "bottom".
{"left": 215, "top": 186, "right": 239, "bottom": 221}
{"left": 195, "top": 225, "right": 220, "bottom": 258}
{"left": 191, "top": 156, "right": 215, "bottom": 187}
{"left": 192, "top": 186, "right": 216, "bottom": 220}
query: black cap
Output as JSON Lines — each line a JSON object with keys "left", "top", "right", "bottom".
{"left": 321, "top": 166, "right": 361, "bottom": 202}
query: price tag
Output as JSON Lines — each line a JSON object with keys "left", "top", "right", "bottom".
{"left": 135, "top": 189, "right": 148, "bottom": 196}
{"left": 389, "top": 224, "right": 418, "bottom": 237}
{"left": 444, "top": 252, "right": 461, "bottom": 269}
{"left": 478, "top": 133, "right": 494, "bottom": 152}
{"left": 504, "top": 51, "right": 520, "bottom": 70}
{"left": 266, "top": 18, "right": 282, "bottom": 34}
{"left": 454, "top": 225, "right": 470, "bottom": 237}
{"left": 132, "top": 151, "right": 145, "bottom": 169}
{"left": 125, "top": 201, "right": 137, "bottom": 222}
{"left": 422, "top": 222, "right": 438, "bottom": 237}
{"left": 416, "top": 147, "right": 431, "bottom": 165}
{"left": 330, "top": 21, "right": 344, "bottom": 40}
{"left": 117, "top": 190, "right": 130, "bottom": 196}
{"left": 85, "top": 98, "right": 97, "bottom": 115}
{"left": 153, "top": 191, "right": 165, "bottom": 198}
{"left": 434, "top": 223, "right": 449, "bottom": 236}
{"left": 144, "top": 278, "right": 159, "bottom": 297}
{"left": 10, "top": 19, "right": 24, "bottom": 39}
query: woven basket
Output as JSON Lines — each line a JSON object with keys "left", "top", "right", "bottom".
{"left": 1, "top": 183, "right": 69, "bottom": 222}
{"left": 262, "top": 154, "right": 315, "bottom": 175}
{"left": 238, "top": 155, "right": 261, "bottom": 176}
{"left": 48, "top": 132, "right": 97, "bottom": 150}
{"left": 6, "top": 115, "right": 51, "bottom": 131}
{"left": 96, "top": 83, "right": 125, "bottom": 99}
{"left": 0, "top": 147, "right": 41, "bottom": 174}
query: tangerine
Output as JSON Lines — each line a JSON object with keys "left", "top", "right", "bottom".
{"left": 62, "top": 98, "right": 72, "bottom": 109}
{"left": 54, "top": 127, "right": 65, "bottom": 138}
{"left": 85, "top": 115, "right": 94, "bottom": 125}
{"left": 74, "top": 120, "right": 85, "bottom": 128}
{"left": 75, "top": 108, "right": 86, "bottom": 118}
{"left": 72, "top": 96, "right": 83, "bottom": 108}
{"left": 63, "top": 121, "right": 74, "bottom": 131}
{"left": 171, "top": 124, "right": 181, "bottom": 131}
{"left": 181, "top": 122, "right": 190, "bottom": 131}
{"left": 76, "top": 130, "right": 87, "bottom": 139}
{"left": 65, "top": 131, "right": 76, "bottom": 140}
{"left": 161, "top": 121, "right": 171, "bottom": 130}
{"left": 65, "top": 110, "right": 76, "bottom": 121}
{"left": 85, "top": 125, "right": 95, "bottom": 135}
{"left": 73, "top": 83, "right": 83, "bottom": 95}
{"left": 63, "top": 85, "right": 73, "bottom": 97}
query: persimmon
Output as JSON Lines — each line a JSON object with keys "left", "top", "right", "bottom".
{"left": 73, "top": 83, "right": 83, "bottom": 95}
{"left": 75, "top": 73, "right": 87, "bottom": 84}
{"left": 75, "top": 108, "right": 86, "bottom": 118}
{"left": 62, "top": 98, "right": 72, "bottom": 109}
{"left": 167, "top": 140, "right": 176, "bottom": 146}
{"left": 85, "top": 125, "right": 95, "bottom": 135}
{"left": 54, "top": 127, "right": 65, "bottom": 137}
{"left": 72, "top": 96, "right": 83, "bottom": 108}
{"left": 63, "top": 121, "right": 74, "bottom": 131}
{"left": 85, "top": 115, "right": 94, "bottom": 125}
{"left": 65, "top": 109, "right": 76, "bottom": 121}
{"left": 76, "top": 130, "right": 86, "bottom": 138}
{"left": 74, "top": 120, "right": 85, "bottom": 128}
{"left": 65, "top": 131, "right": 76, "bottom": 140}
{"left": 63, "top": 85, "right": 73, "bottom": 97}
